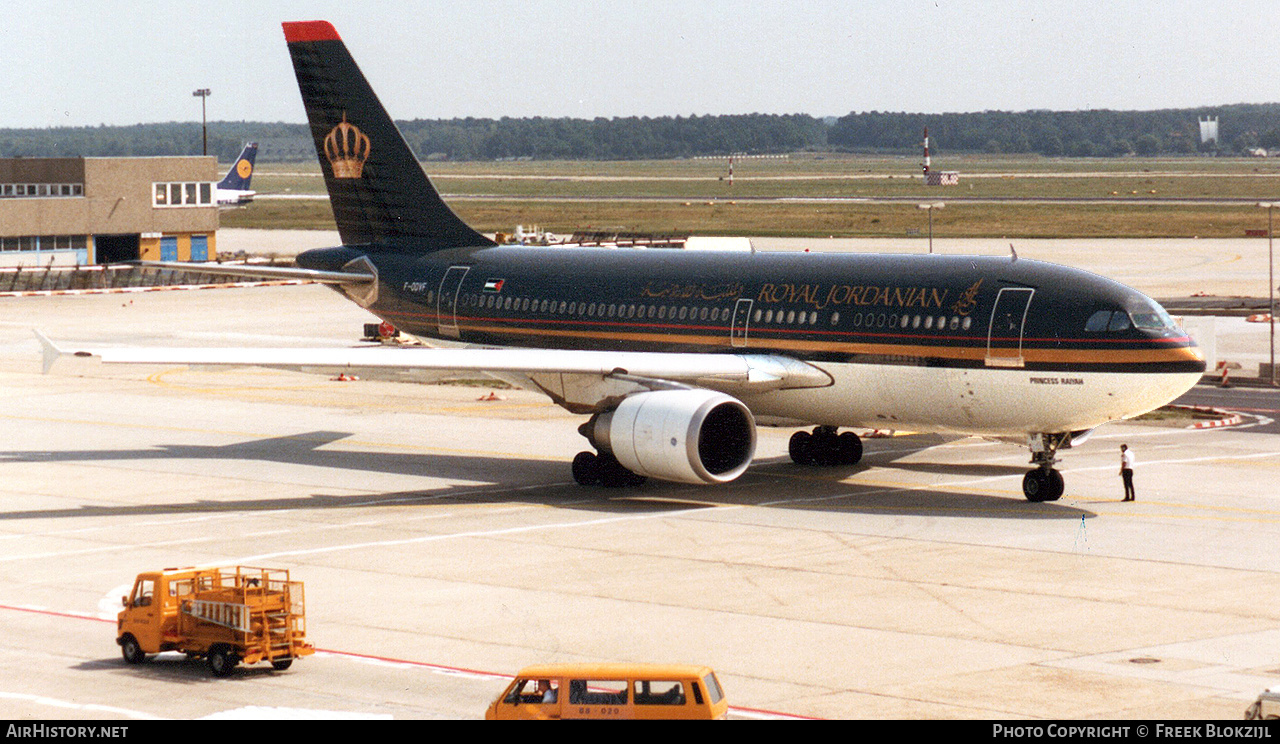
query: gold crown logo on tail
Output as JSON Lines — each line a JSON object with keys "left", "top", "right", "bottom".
{"left": 324, "top": 113, "right": 370, "bottom": 179}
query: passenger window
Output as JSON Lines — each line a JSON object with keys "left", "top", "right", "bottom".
{"left": 634, "top": 680, "right": 686, "bottom": 705}
{"left": 568, "top": 679, "right": 628, "bottom": 705}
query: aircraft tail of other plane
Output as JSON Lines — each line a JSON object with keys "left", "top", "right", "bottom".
{"left": 282, "top": 20, "right": 494, "bottom": 252}
{"left": 217, "top": 142, "right": 258, "bottom": 191}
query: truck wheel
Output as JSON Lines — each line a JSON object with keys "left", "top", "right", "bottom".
{"left": 119, "top": 635, "right": 146, "bottom": 665}
{"left": 271, "top": 658, "right": 294, "bottom": 671}
{"left": 207, "top": 645, "right": 239, "bottom": 677}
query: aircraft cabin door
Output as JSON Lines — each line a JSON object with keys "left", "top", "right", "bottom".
{"left": 985, "top": 287, "right": 1034, "bottom": 368}
{"left": 731, "top": 298, "right": 753, "bottom": 347}
{"left": 437, "top": 266, "right": 470, "bottom": 338}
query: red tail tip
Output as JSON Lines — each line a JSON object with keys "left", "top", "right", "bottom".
{"left": 283, "top": 20, "right": 341, "bottom": 43}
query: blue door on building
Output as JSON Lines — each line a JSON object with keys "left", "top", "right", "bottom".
{"left": 190, "top": 235, "right": 208, "bottom": 262}
{"left": 160, "top": 237, "right": 178, "bottom": 261}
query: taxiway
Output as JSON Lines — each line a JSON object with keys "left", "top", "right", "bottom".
{"left": 2, "top": 281, "right": 1279, "bottom": 719}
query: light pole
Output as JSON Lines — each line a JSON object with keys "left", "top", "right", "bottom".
{"left": 1261, "top": 202, "right": 1276, "bottom": 385}
{"left": 918, "top": 202, "right": 944, "bottom": 253}
{"left": 192, "top": 88, "right": 211, "bottom": 156}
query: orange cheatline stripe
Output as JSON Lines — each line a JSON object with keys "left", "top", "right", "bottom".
{"left": 440, "top": 319, "right": 1202, "bottom": 365}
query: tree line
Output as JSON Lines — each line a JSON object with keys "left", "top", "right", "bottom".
{"left": 2, "top": 104, "right": 1277, "bottom": 162}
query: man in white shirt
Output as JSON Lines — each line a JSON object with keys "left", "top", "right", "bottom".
{"left": 1120, "top": 444, "right": 1136, "bottom": 501}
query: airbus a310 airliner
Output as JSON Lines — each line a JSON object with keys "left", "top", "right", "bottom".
{"left": 43, "top": 21, "right": 1205, "bottom": 501}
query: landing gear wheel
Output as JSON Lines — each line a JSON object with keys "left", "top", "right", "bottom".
{"left": 790, "top": 428, "right": 863, "bottom": 467}
{"left": 838, "top": 431, "right": 864, "bottom": 466}
{"left": 1023, "top": 468, "right": 1064, "bottom": 502}
{"left": 1046, "top": 469, "right": 1064, "bottom": 500}
{"left": 207, "top": 644, "right": 239, "bottom": 677}
{"left": 789, "top": 431, "right": 815, "bottom": 465}
{"left": 119, "top": 634, "right": 145, "bottom": 665}
{"left": 571, "top": 450, "right": 645, "bottom": 487}
{"left": 596, "top": 452, "right": 647, "bottom": 488}
{"left": 572, "top": 451, "right": 600, "bottom": 485}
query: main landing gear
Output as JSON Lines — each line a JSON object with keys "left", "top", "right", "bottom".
{"left": 1022, "top": 433, "right": 1068, "bottom": 502}
{"left": 571, "top": 450, "right": 647, "bottom": 488}
{"left": 789, "top": 426, "right": 863, "bottom": 467}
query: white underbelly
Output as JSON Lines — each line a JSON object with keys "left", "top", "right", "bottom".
{"left": 742, "top": 362, "right": 1201, "bottom": 436}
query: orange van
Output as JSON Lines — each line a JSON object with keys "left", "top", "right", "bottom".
{"left": 486, "top": 664, "right": 728, "bottom": 720}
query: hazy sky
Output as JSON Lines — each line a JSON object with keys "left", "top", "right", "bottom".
{"left": 7, "top": 0, "right": 1280, "bottom": 129}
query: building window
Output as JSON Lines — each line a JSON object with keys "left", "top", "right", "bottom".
{"left": 0, "top": 235, "right": 87, "bottom": 253}
{"left": 153, "top": 181, "right": 215, "bottom": 207}
{"left": 0, "top": 182, "right": 84, "bottom": 199}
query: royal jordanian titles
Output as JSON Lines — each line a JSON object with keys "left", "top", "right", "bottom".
{"left": 41, "top": 21, "right": 1205, "bottom": 502}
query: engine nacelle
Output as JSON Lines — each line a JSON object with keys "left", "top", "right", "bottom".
{"left": 592, "top": 390, "right": 756, "bottom": 485}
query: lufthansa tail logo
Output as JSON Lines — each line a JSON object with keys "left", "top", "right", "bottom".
{"left": 236, "top": 159, "right": 253, "bottom": 179}
{"left": 324, "top": 112, "right": 370, "bottom": 179}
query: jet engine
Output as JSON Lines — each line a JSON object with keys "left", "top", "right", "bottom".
{"left": 589, "top": 390, "right": 756, "bottom": 485}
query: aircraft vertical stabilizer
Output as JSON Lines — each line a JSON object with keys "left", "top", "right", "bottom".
{"left": 218, "top": 143, "right": 258, "bottom": 191}
{"left": 282, "top": 20, "right": 494, "bottom": 252}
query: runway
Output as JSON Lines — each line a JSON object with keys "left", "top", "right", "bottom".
{"left": 3, "top": 285, "right": 1280, "bottom": 719}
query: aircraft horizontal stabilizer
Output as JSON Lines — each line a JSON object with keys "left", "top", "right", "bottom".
{"left": 127, "top": 261, "right": 375, "bottom": 285}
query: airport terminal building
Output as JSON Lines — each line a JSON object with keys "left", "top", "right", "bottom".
{"left": 0, "top": 156, "right": 219, "bottom": 266}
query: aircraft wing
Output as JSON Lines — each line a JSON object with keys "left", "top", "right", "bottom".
{"left": 35, "top": 333, "right": 831, "bottom": 394}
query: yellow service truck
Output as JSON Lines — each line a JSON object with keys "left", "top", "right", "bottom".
{"left": 117, "top": 566, "right": 314, "bottom": 677}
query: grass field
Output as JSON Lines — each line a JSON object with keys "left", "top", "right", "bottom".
{"left": 222, "top": 154, "right": 1280, "bottom": 238}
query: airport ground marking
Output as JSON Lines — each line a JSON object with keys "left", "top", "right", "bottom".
{"left": 230, "top": 503, "right": 731, "bottom": 564}
{"left": 0, "top": 691, "right": 165, "bottom": 721}
{"left": 0, "top": 602, "right": 797, "bottom": 720}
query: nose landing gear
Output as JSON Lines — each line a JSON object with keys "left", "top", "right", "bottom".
{"left": 1023, "top": 432, "right": 1069, "bottom": 502}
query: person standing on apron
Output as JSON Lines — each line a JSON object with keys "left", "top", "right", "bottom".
{"left": 1120, "top": 444, "right": 1136, "bottom": 501}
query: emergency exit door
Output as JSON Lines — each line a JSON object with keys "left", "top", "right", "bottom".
{"left": 437, "top": 266, "right": 469, "bottom": 338}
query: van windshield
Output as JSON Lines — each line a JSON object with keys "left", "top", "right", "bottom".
{"left": 703, "top": 673, "right": 724, "bottom": 704}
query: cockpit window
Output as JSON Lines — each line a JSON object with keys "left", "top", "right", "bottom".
{"left": 1086, "top": 310, "right": 1130, "bottom": 332}
{"left": 1085, "top": 310, "right": 1111, "bottom": 332}
{"left": 1086, "top": 299, "right": 1180, "bottom": 334}
{"left": 1107, "top": 312, "right": 1131, "bottom": 332}
{"left": 1125, "top": 296, "right": 1181, "bottom": 331}
{"left": 1129, "top": 307, "right": 1178, "bottom": 330}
